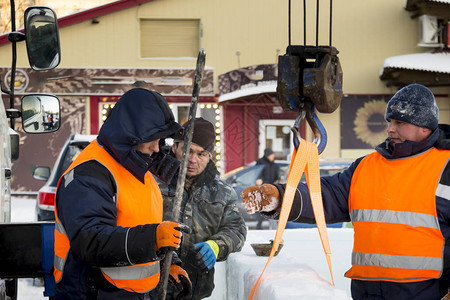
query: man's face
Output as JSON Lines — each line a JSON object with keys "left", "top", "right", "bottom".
{"left": 172, "top": 142, "right": 210, "bottom": 177}
{"left": 135, "top": 139, "right": 160, "bottom": 156}
{"left": 387, "top": 119, "right": 432, "bottom": 144}
{"left": 267, "top": 153, "right": 276, "bottom": 162}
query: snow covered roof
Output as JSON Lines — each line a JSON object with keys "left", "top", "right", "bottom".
{"left": 404, "top": 0, "right": 450, "bottom": 19}
{"left": 218, "top": 81, "right": 277, "bottom": 103}
{"left": 428, "top": 0, "right": 450, "bottom": 3}
{"left": 380, "top": 52, "right": 450, "bottom": 87}
{"left": 381, "top": 52, "right": 450, "bottom": 74}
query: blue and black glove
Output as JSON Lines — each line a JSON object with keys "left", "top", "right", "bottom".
{"left": 191, "top": 240, "right": 219, "bottom": 272}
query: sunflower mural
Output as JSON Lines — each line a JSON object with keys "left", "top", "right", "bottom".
{"left": 353, "top": 100, "right": 388, "bottom": 147}
{"left": 341, "top": 96, "right": 390, "bottom": 149}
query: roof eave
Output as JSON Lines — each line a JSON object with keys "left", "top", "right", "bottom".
{"left": 405, "top": 0, "right": 450, "bottom": 19}
{"left": 380, "top": 67, "right": 450, "bottom": 87}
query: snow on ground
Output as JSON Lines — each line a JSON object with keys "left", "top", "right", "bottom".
{"left": 10, "top": 197, "right": 355, "bottom": 299}
{"left": 220, "top": 228, "right": 354, "bottom": 299}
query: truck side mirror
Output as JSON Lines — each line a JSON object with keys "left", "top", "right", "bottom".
{"left": 21, "top": 94, "right": 60, "bottom": 134}
{"left": 24, "top": 6, "right": 61, "bottom": 71}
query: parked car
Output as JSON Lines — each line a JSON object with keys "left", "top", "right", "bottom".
{"left": 33, "top": 134, "right": 97, "bottom": 221}
{"left": 222, "top": 158, "right": 353, "bottom": 228}
{"left": 222, "top": 160, "right": 290, "bottom": 200}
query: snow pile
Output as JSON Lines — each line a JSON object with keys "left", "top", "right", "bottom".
{"left": 219, "top": 228, "right": 354, "bottom": 299}
{"left": 244, "top": 263, "right": 350, "bottom": 300}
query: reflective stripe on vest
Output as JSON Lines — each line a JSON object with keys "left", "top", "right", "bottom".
{"left": 345, "top": 148, "right": 449, "bottom": 282}
{"left": 53, "top": 140, "right": 163, "bottom": 293}
{"left": 54, "top": 219, "right": 70, "bottom": 283}
{"left": 102, "top": 262, "right": 161, "bottom": 280}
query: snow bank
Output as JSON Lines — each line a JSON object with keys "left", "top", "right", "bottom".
{"left": 209, "top": 228, "right": 354, "bottom": 299}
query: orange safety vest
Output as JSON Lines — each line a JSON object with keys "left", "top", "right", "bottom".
{"left": 345, "top": 148, "right": 449, "bottom": 282}
{"left": 54, "top": 140, "right": 163, "bottom": 293}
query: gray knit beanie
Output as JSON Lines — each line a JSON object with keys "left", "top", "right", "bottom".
{"left": 385, "top": 84, "right": 439, "bottom": 130}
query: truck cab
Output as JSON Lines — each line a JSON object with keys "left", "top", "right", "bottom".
{"left": 0, "top": 3, "right": 61, "bottom": 299}
{"left": 0, "top": 97, "right": 12, "bottom": 224}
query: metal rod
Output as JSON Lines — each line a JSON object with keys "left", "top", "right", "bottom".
{"left": 316, "top": 0, "right": 319, "bottom": 47}
{"left": 303, "top": 0, "right": 306, "bottom": 45}
{"left": 158, "top": 49, "right": 206, "bottom": 300}
{"left": 329, "top": 0, "right": 333, "bottom": 46}
{"left": 9, "top": 0, "right": 17, "bottom": 129}
{"left": 288, "top": 0, "right": 291, "bottom": 46}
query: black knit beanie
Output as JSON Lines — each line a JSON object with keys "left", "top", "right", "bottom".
{"left": 385, "top": 84, "right": 439, "bottom": 130}
{"left": 181, "top": 117, "right": 215, "bottom": 152}
{"left": 264, "top": 148, "right": 274, "bottom": 157}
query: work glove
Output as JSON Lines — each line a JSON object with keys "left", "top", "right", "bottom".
{"left": 155, "top": 221, "right": 191, "bottom": 251}
{"left": 169, "top": 264, "right": 192, "bottom": 300}
{"left": 149, "top": 148, "right": 180, "bottom": 184}
{"left": 241, "top": 184, "right": 280, "bottom": 214}
{"left": 191, "top": 240, "right": 219, "bottom": 272}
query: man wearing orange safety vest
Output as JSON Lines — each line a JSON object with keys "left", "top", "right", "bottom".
{"left": 54, "top": 88, "right": 192, "bottom": 300}
{"left": 242, "top": 83, "right": 450, "bottom": 300}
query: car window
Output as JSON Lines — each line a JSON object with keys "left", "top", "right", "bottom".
{"left": 58, "top": 143, "right": 89, "bottom": 178}
{"left": 233, "top": 165, "right": 264, "bottom": 186}
{"left": 278, "top": 164, "right": 289, "bottom": 183}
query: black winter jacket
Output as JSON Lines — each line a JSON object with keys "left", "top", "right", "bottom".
{"left": 55, "top": 89, "right": 182, "bottom": 300}
{"left": 256, "top": 156, "right": 280, "bottom": 184}
{"left": 158, "top": 160, "right": 247, "bottom": 299}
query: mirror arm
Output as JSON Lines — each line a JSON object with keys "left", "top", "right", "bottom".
{"left": 6, "top": 109, "right": 21, "bottom": 118}
{"left": 7, "top": 32, "right": 25, "bottom": 43}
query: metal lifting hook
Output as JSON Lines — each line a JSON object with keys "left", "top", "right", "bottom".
{"left": 291, "top": 102, "right": 327, "bottom": 154}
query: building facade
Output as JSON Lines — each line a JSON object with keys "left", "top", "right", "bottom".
{"left": 0, "top": 0, "right": 448, "bottom": 191}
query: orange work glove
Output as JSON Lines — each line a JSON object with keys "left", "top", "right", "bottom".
{"left": 155, "top": 221, "right": 191, "bottom": 251}
{"left": 169, "top": 264, "right": 192, "bottom": 300}
{"left": 241, "top": 184, "right": 280, "bottom": 214}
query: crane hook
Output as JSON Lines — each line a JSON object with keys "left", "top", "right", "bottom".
{"left": 291, "top": 102, "right": 327, "bottom": 154}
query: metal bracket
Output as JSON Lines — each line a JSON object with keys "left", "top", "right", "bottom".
{"left": 277, "top": 45, "right": 342, "bottom": 155}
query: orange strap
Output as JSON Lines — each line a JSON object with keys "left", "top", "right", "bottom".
{"left": 249, "top": 139, "right": 334, "bottom": 300}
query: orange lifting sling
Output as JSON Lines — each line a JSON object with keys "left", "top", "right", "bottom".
{"left": 249, "top": 138, "right": 334, "bottom": 299}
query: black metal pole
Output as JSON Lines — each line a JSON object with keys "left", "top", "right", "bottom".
{"left": 9, "top": 0, "right": 17, "bottom": 129}
{"left": 158, "top": 49, "right": 206, "bottom": 300}
{"left": 315, "top": 0, "right": 319, "bottom": 47}
{"left": 329, "top": 0, "right": 333, "bottom": 46}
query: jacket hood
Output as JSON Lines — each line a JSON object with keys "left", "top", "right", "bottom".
{"left": 98, "top": 88, "right": 182, "bottom": 182}
{"left": 435, "top": 124, "right": 450, "bottom": 150}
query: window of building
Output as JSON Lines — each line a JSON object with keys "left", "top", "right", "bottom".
{"left": 140, "top": 19, "right": 200, "bottom": 58}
